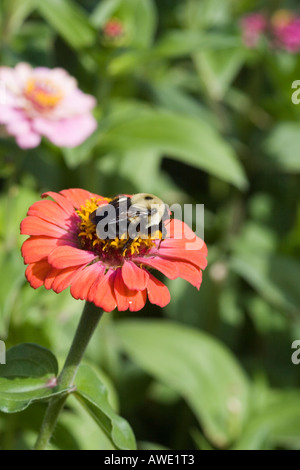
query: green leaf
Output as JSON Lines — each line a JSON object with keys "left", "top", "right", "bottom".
{"left": 264, "top": 122, "right": 300, "bottom": 173}
{"left": 101, "top": 106, "right": 248, "bottom": 190}
{"left": 234, "top": 392, "right": 300, "bottom": 450}
{"left": 37, "top": 0, "right": 96, "bottom": 49}
{"left": 0, "top": 343, "right": 68, "bottom": 413}
{"left": 90, "top": 0, "right": 121, "bottom": 28}
{"left": 194, "top": 47, "right": 246, "bottom": 100}
{"left": 74, "top": 364, "right": 136, "bottom": 450}
{"left": 115, "top": 320, "right": 250, "bottom": 447}
{"left": 154, "top": 31, "right": 239, "bottom": 58}
{"left": 4, "top": 0, "right": 37, "bottom": 36}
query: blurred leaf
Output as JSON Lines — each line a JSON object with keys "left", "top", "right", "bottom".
{"left": 37, "top": 0, "right": 96, "bottom": 49}
{"left": 115, "top": 320, "right": 250, "bottom": 447}
{"left": 91, "top": 0, "right": 121, "bottom": 27}
{"left": 101, "top": 106, "right": 248, "bottom": 189}
{"left": 154, "top": 31, "right": 239, "bottom": 58}
{"left": 194, "top": 47, "right": 246, "bottom": 100}
{"left": 264, "top": 122, "right": 300, "bottom": 173}
{"left": 231, "top": 251, "right": 300, "bottom": 314}
{"left": 4, "top": 0, "right": 36, "bottom": 37}
{"left": 0, "top": 343, "right": 68, "bottom": 413}
{"left": 74, "top": 364, "right": 136, "bottom": 450}
{"left": 234, "top": 392, "right": 300, "bottom": 450}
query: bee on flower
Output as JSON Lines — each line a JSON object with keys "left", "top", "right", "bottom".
{"left": 21, "top": 189, "right": 207, "bottom": 312}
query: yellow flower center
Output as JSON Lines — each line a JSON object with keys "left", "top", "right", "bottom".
{"left": 76, "top": 197, "right": 160, "bottom": 257}
{"left": 24, "top": 77, "right": 64, "bottom": 111}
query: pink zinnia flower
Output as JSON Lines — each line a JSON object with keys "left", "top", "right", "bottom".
{"left": 0, "top": 63, "right": 97, "bottom": 149}
{"left": 272, "top": 10, "right": 300, "bottom": 53}
{"left": 20, "top": 189, "right": 207, "bottom": 312}
{"left": 240, "top": 13, "right": 267, "bottom": 48}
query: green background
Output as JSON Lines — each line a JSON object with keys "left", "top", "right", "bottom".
{"left": 1, "top": 0, "right": 300, "bottom": 450}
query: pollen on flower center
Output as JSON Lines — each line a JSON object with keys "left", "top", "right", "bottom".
{"left": 24, "top": 77, "right": 64, "bottom": 111}
{"left": 76, "top": 197, "right": 159, "bottom": 258}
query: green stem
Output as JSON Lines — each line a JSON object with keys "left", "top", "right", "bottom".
{"left": 34, "top": 302, "right": 104, "bottom": 450}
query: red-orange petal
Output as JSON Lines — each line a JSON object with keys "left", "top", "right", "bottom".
{"left": 135, "top": 256, "right": 179, "bottom": 280}
{"left": 21, "top": 236, "right": 77, "bottom": 264}
{"left": 88, "top": 268, "right": 117, "bottom": 312}
{"left": 122, "top": 260, "right": 149, "bottom": 291}
{"left": 70, "top": 263, "right": 104, "bottom": 300}
{"left": 48, "top": 245, "right": 95, "bottom": 269}
{"left": 147, "top": 273, "right": 170, "bottom": 307}
{"left": 21, "top": 216, "right": 71, "bottom": 238}
{"left": 44, "top": 266, "right": 79, "bottom": 293}
{"left": 42, "top": 191, "right": 75, "bottom": 215}
{"left": 27, "top": 200, "right": 74, "bottom": 230}
{"left": 59, "top": 188, "right": 104, "bottom": 209}
{"left": 174, "top": 260, "right": 203, "bottom": 289}
{"left": 114, "top": 269, "right": 147, "bottom": 311}
{"left": 158, "top": 249, "right": 207, "bottom": 270}
{"left": 25, "top": 260, "right": 51, "bottom": 288}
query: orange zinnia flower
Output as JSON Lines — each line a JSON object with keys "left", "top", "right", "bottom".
{"left": 21, "top": 189, "right": 207, "bottom": 312}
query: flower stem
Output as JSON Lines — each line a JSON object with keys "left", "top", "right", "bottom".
{"left": 34, "top": 302, "right": 104, "bottom": 450}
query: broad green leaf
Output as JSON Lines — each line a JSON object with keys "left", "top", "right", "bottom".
{"left": 234, "top": 392, "right": 300, "bottom": 450}
{"left": 37, "top": 0, "right": 96, "bottom": 49}
{"left": 264, "top": 122, "right": 300, "bottom": 172}
{"left": 74, "top": 364, "right": 136, "bottom": 450}
{"left": 0, "top": 343, "right": 68, "bottom": 413}
{"left": 115, "top": 320, "right": 250, "bottom": 447}
{"left": 101, "top": 107, "right": 248, "bottom": 190}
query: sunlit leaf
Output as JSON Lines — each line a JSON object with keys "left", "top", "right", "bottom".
{"left": 115, "top": 320, "right": 250, "bottom": 447}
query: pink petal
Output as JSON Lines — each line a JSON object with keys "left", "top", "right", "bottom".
{"left": 48, "top": 246, "right": 95, "bottom": 269}
{"left": 59, "top": 89, "right": 96, "bottom": 114}
{"left": 122, "top": 260, "right": 149, "bottom": 291}
{"left": 147, "top": 273, "right": 171, "bottom": 307}
{"left": 158, "top": 249, "right": 208, "bottom": 270}
{"left": 15, "top": 130, "right": 41, "bottom": 149}
{"left": 33, "top": 114, "right": 97, "bottom": 148}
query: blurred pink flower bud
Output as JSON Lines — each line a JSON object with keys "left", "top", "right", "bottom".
{"left": 240, "top": 13, "right": 267, "bottom": 48}
{"left": 272, "top": 10, "right": 300, "bottom": 53}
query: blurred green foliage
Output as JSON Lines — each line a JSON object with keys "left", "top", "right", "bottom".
{"left": 0, "top": 0, "right": 300, "bottom": 450}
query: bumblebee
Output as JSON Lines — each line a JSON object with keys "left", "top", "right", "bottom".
{"left": 89, "top": 193, "right": 169, "bottom": 249}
